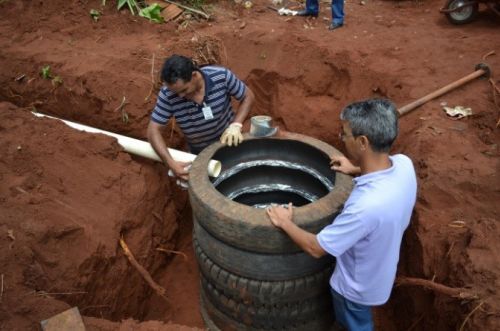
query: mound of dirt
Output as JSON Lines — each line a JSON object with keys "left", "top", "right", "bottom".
{"left": 0, "top": 102, "right": 200, "bottom": 330}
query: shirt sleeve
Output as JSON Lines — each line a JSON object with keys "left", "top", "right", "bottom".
{"left": 151, "top": 87, "right": 172, "bottom": 125}
{"left": 316, "top": 203, "right": 369, "bottom": 257}
{"left": 224, "top": 68, "right": 247, "bottom": 101}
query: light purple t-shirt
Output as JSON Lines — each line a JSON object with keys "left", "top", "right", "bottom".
{"left": 317, "top": 154, "right": 417, "bottom": 306}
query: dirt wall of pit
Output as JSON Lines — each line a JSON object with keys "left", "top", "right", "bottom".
{"left": 0, "top": 101, "right": 193, "bottom": 329}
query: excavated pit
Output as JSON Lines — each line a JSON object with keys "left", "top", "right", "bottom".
{"left": 0, "top": 49, "right": 438, "bottom": 331}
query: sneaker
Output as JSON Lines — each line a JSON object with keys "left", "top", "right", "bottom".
{"left": 328, "top": 22, "right": 343, "bottom": 30}
{"left": 296, "top": 9, "right": 318, "bottom": 17}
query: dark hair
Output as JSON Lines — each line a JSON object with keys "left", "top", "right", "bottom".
{"left": 340, "top": 99, "right": 399, "bottom": 153}
{"left": 161, "top": 55, "right": 199, "bottom": 84}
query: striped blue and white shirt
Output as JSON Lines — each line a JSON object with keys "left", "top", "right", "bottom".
{"left": 151, "top": 66, "right": 247, "bottom": 152}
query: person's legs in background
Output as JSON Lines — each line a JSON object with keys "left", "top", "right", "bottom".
{"left": 297, "top": 0, "right": 319, "bottom": 16}
{"left": 330, "top": 288, "right": 373, "bottom": 331}
{"left": 329, "top": 0, "right": 345, "bottom": 29}
{"left": 306, "top": 0, "right": 319, "bottom": 15}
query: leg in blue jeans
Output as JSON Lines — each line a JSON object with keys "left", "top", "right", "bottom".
{"left": 305, "top": 0, "right": 319, "bottom": 15}
{"left": 331, "top": 0, "right": 344, "bottom": 25}
{"left": 330, "top": 288, "right": 373, "bottom": 331}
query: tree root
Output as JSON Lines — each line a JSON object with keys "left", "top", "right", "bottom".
{"left": 144, "top": 53, "right": 156, "bottom": 102}
{"left": 396, "top": 276, "right": 478, "bottom": 300}
{"left": 459, "top": 301, "right": 484, "bottom": 331}
{"left": 156, "top": 247, "right": 188, "bottom": 261}
{"left": 119, "top": 236, "right": 169, "bottom": 302}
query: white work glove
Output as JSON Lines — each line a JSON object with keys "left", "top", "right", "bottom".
{"left": 220, "top": 122, "right": 243, "bottom": 147}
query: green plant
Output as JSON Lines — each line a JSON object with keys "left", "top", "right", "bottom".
{"left": 139, "top": 3, "right": 164, "bottom": 23}
{"left": 117, "top": 0, "right": 141, "bottom": 15}
{"left": 40, "top": 66, "right": 52, "bottom": 79}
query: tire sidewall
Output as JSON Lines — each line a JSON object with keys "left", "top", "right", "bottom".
{"left": 189, "top": 132, "right": 353, "bottom": 254}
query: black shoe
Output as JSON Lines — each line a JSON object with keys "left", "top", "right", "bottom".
{"left": 328, "top": 23, "right": 343, "bottom": 30}
{"left": 296, "top": 10, "right": 318, "bottom": 17}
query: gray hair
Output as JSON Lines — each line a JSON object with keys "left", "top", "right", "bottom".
{"left": 340, "top": 99, "right": 398, "bottom": 153}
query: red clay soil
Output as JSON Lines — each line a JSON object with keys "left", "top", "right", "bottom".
{"left": 0, "top": 0, "right": 498, "bottom": 330}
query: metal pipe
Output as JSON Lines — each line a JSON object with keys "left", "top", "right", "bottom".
{"left": 32, "top": 112, "right": 222, "bottom": 177}
{"left": 398, "top": 63, "right": 491, "bottom": 116}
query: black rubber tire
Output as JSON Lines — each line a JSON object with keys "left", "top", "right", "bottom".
{"left": 194, "top": 220, "right": 334, "bottom": 281}
{"left": 189, "top": 133, "right": 353, "bottom": 254}
{"left": 194, "top": 237, "right": 333, "bottom": 305}
{"left": 200, "top": 290, "right": 334, "bottom": 331}
{"left": 201, "top": 276, "right": 332, "bottom": 329}
{"left": 214, "top": 164, "right": 330, "bottom": 206}
{"left": 445, "top": 0, "right": 479, "bottom": 24}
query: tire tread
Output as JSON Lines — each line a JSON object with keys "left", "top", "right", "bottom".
{"left": 195, "top": 238, "right": 332, "bottom": 305}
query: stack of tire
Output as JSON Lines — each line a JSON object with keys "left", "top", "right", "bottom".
{"left": 189, "top": 133, "right": 353, "bottom": 331}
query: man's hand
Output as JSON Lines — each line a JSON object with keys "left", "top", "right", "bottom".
{"left": 169, "top": 160, "right": 192, "bottom": 181}
{"left": 266, "top": 203, "right": 293, "bottom": 228}
{"left": 330, "top": 155, "right": 360, "bottom": 175}
{"left": 220, "top": 123, "right": 243, "bottom": 147}
{"left": 267, "top": 202, "right": 327, "bottom": 258}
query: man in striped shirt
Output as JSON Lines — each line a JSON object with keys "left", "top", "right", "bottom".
{"left": 147, "top": 55, "right": 255, "bottom": 180}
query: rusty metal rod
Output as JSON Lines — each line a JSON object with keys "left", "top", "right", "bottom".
{"left": 398, "top": 64, "right": 491, "bottom": 116}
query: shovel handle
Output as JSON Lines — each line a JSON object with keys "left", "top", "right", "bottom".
{"left": 398, "top": 63, "right": 491, "bottom": 116}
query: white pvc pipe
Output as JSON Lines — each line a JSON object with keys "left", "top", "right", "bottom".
{"left": 32, "top": 112, "right": 221, "bottom": 177}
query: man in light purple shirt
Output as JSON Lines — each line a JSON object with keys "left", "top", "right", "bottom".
{"left": 267, "top": 99, "right": 417, "bottom": 331}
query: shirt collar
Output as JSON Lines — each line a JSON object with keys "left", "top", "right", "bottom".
{"left": 200, "top": 68, "right": 214, "bottom": 100}
{"left": 353, "top": 156, "right": 395, "bottom": 186}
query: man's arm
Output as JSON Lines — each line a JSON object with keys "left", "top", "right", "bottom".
{"left": 147, "top": 121, "right": 190, "bottom": 180}
{"left": 233, "top": 87, "right": 255, "bottom": 124}
{"left": 220, "top": 87, "right": 255, "bottom": 146}
{"left": 266, "top": 203, "right": 327, "bottom": 258}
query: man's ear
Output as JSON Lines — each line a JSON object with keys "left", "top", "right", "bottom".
{"left": 358, "top": 135, "right": 370, "bottom": 151}
{"left": 191, "top": 71, "right": 200, "bottom": 81}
